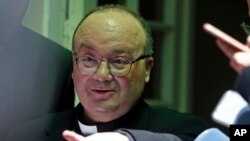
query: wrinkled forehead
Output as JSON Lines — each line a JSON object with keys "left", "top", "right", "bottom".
{"left": 73, "top": 11, "right": 146, "bottom": 53}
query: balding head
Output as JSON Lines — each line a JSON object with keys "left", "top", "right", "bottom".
{"left": 72, "top": 5, "right": 153, "bottom": 56}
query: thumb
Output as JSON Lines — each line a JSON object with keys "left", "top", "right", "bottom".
{"left": 63, "top": 130, "right": 85, "bottom": 141}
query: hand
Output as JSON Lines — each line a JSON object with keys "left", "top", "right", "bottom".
{"left": 216, "top": 36, "right": 250, "bottom": 74}
{"left": 62, "top": 130, "right": 129, "bottom": 141}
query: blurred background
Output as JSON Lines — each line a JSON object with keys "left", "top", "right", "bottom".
{"left": 21, "top": 0, "right": 247, "bottom": 134}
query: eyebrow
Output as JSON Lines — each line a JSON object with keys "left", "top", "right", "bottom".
{"left": 74, "top": 44, "right": 93, "bottom": 55}
{"left": 112, "top": 48, "right": 133, "bottom": 55}
{"left": 75, "top": 43, "right": 135, "bottom": 56}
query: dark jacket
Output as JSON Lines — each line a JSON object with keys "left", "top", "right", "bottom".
{"left": 8, "top": 99, "right": 208, "bottom": 141}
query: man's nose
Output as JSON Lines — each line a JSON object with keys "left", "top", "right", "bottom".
{"left": 93, "top": 61, "right": 113, "bottom": 82}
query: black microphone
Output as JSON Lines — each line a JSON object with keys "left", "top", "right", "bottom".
{"left": 233, "top": 66, "right": 250, "bottom": 102}
{"left": 194, "top": 128, "right": 229, "bottom": 141}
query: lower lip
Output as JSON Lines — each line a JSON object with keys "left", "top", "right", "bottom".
{"left": 90, "top": 90, "right": 115, "bottom": 99}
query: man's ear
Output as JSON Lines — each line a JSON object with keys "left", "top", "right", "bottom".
{"left": 145, "top": 57, "right": 154, "bottom": 83}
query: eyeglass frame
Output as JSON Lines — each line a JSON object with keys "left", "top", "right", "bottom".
{"left": 73, "top": 53, "right": 151, "bottom": 77}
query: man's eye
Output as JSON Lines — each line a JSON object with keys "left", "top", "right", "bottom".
{"left": 82, "top": 56, "right": 96, "bottom": 62}
{"left": 111, "top": 58, "right": 130, "bottom": 65}
{"left": 78, "top": 55, "right": 98, "bottom": 67}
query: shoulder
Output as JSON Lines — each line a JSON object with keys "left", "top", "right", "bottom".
{"left": 149, "top": 106, "right": 207, "bottom": 126}
{"left": 147, "top": 106, "right": 209, "bottom": 140}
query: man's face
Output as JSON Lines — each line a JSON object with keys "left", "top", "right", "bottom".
{"left": 72, "top": 11, "right": 153, "bottom": 122}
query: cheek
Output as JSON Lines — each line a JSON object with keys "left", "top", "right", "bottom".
{"left": 118, "top": 65, "right": 146, "bottom": 98}
{"left": 72, "top": 69, "right": 88, "bottom": 93}
{"left": 72, "top": 68, "right": 81, "bottom": 86}
{"left": 128, "top": 64, "right": 146, "bottom": 84}
{"left": 72, "top": 70, "right": 92, "bottom": 106}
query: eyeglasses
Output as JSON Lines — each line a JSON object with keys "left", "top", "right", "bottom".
{"left": 74, "top": 54, "right": 151, "bottom": 76}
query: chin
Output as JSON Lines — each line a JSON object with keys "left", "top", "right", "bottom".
{"left": 95, "top": 101, "right": 120, "bottom": 112}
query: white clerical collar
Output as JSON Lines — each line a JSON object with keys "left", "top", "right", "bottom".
{"left": 77, "top": 120, "right": 98, "bottom": 135}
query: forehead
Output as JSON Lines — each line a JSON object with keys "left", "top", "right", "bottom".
{"left": 73, "top": 10, "right": 146, "bottom": 55}
{"left": 79, "top": 9, "right": 141, "bottom": 30}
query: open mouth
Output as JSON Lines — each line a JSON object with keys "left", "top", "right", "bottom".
{"left": 90, "top": 89, "right": 116, "bottom": 99}
{"left": 92, "top": 89, "right": 114, "bottom": 93}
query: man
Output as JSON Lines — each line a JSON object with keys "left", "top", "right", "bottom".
{"left": 8, "top": 5, "right": 208, "bottom": 141}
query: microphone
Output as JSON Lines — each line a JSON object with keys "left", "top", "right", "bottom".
{"left": 211, "top": 90, "right": 249, "bottom": 127}
{"left": 233, "top": 67, "right": 250, "bottom": 102}
{"left": 194, "top": 128, "right": 229, "bottom": 141}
